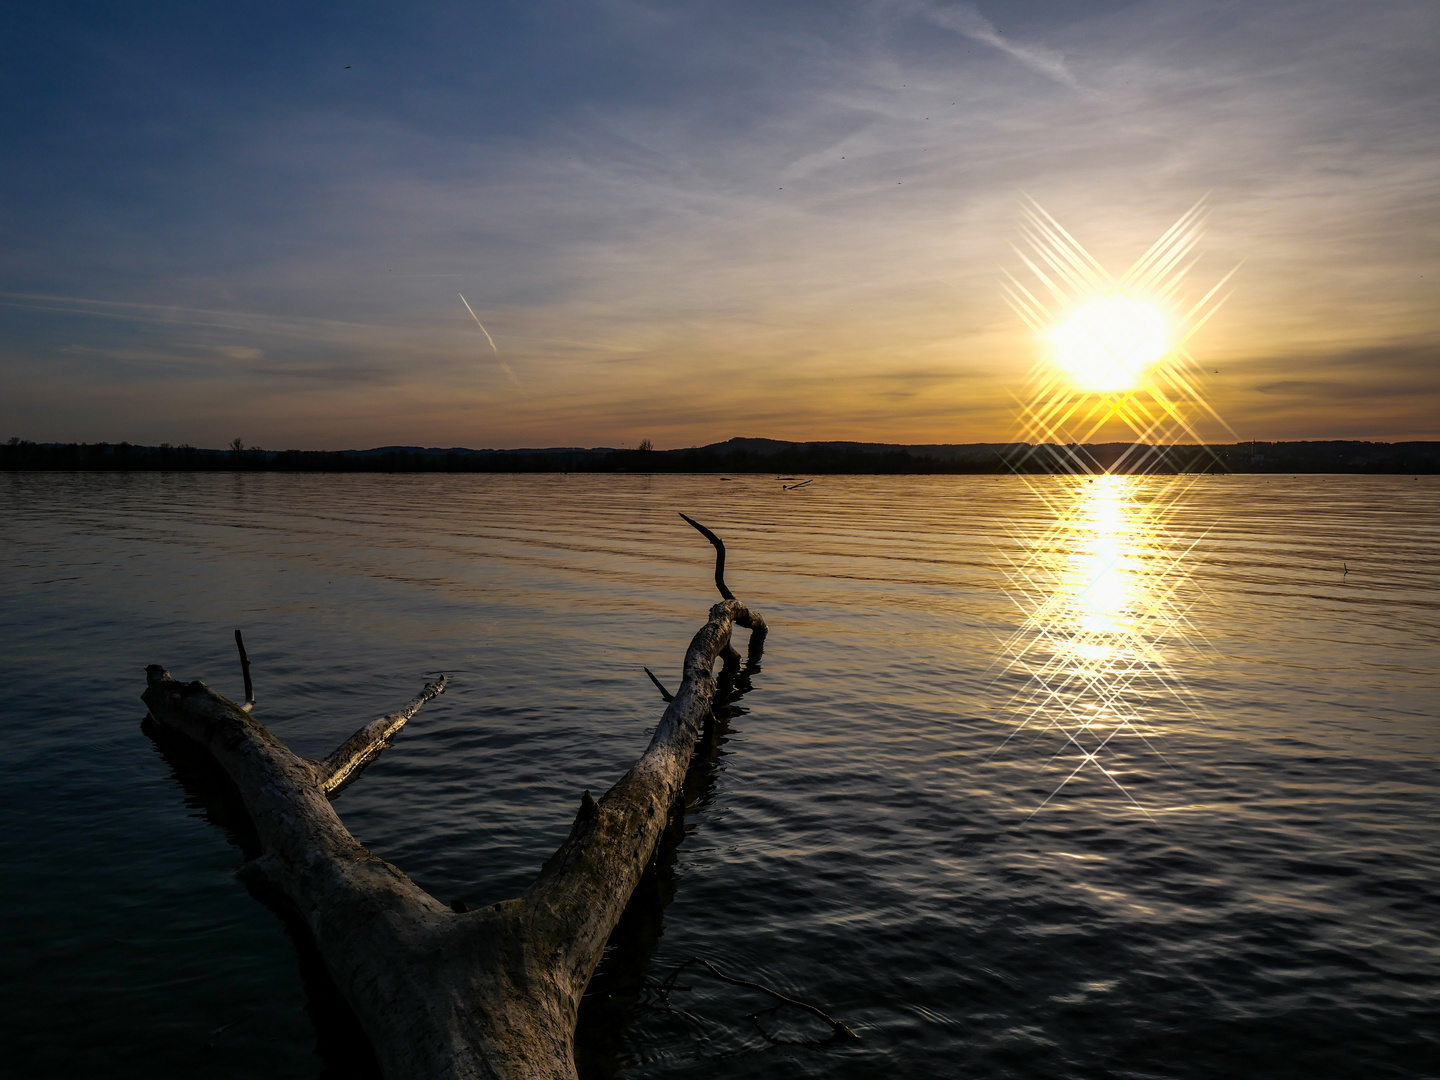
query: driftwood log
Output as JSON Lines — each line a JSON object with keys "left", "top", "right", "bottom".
{"left": 142, "top": 517, "right": 767, "bottom": 1080}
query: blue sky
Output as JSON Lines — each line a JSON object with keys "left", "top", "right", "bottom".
{"left": 2, "top": 0, "right": 1437, "bottom": 448}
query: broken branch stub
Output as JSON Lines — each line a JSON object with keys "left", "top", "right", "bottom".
{"left": 319, "top": 677, "right": 447, "bottom": 795}
{"left": 234, "top": 628, "right": 255, "bottom": 711}
{"left": 141, "top": 519, "right": 767, "bottom": 1080}
{"left": 642, "top": 666, "right": 674, "bottom": 702}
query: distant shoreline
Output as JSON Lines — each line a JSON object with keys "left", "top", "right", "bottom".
{"left": 4, "top": 437, "right": 1437, "bottom": 474}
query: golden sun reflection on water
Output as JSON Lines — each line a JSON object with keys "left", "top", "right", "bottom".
{"left": 1070, "top": 477, "right": 1140, "bottom": 640}
{"left": 994, "top": 474, "right": 1209, "bottom": 816}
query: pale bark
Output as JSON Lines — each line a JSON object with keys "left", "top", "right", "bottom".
{"left": 318, "top": 677, "right": 448, "bottom": 794}
{"left": 141, "top": 525, "right": 767, "bottom": 1080}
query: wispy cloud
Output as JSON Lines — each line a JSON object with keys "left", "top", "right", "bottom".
{"left": 899, "top": 0, "right": 1078, "bottom": 88}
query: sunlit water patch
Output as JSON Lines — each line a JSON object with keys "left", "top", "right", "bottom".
{"left": 991, "top": 474, "right": 1220, "bottom": 818}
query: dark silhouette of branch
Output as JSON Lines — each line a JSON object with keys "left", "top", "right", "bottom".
{"left": 234, "top": 629, "right": 255, "bottom": 712}
{"left": 643, "top": 667, "right": 674, "bottom": 702}
{"left": 679, "top": 513, "right": 733, "bottom": 600}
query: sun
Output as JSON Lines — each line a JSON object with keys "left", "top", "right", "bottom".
{"left": 994, "top": 197, "right": 1243, "bottom": 817}
{"left": 1048, "top": 291, "right": 1171, "bottom": 394}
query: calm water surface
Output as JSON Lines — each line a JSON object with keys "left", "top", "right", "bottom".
{"left": 1, "top": 473, "right": 1436, "bottom": 1079}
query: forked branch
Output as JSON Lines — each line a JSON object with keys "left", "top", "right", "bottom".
{"left": 142, "top": 515, "right": 771, "bottom": 1080}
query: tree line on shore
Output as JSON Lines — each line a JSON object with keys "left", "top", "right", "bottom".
{"left": 3, "top": 436, "right": 1436, "bottom": 474}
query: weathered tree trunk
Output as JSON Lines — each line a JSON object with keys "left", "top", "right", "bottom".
{"left": 141, "top": 522, "right": 766, "bottom": 1080}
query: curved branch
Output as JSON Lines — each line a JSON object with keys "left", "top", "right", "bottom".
{"left": 679, "top": 513, "right": 734, "bottom": 600}
{"left": 316, "top": 676, "right": 448, "bottom": 795}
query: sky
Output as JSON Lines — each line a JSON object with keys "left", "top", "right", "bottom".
{"left": 2, "top": 0, "right": 1437, "bottom": 450}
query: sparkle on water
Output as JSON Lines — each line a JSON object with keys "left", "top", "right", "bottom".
{"left": 991, "top": 473, "right": 1210, "bottom": 818}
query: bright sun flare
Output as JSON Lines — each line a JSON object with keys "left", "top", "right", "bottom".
{"left": 995, "top": 198, "right": 1243, "bottom": 817}
{"left": 1048, "top": 292, "right": 1171, "bottom": 394}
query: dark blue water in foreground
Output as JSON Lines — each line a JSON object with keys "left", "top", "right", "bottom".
{"left": 1, "top": 473, "right": 1437, "bottom": 1079}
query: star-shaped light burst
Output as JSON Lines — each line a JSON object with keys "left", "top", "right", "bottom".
{"left": 990, "top": 198, "right": 1239, "bottom": 817}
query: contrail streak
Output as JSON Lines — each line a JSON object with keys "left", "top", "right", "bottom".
{"left": 458, "top": 293, "right": 498, "bottom": 353}
{"left": 459, "top": 293, "right": 519, "bottom": 386}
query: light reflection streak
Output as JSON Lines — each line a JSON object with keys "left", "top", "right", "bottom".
{"left": 992, "top": 200, "right": 1237, "bottom": 816}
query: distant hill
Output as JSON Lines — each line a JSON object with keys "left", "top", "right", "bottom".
{"left": 2, "top": 436, "right": 1436, "bottom": 473}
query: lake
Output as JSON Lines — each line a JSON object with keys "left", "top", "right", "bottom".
{"left": 1, "top": 472, "right": 1436, "bottom": 1079}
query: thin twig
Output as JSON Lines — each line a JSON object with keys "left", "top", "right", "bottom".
{"left": 234, "top": 629, "right": 255, "bottom": 712}
{"left": 643, "top": 667, "right": 675, "bottom": 702}
{"left": 679, "top": 513, "right": 734, "bottom": 600}
{"left": 653, "top": 957, "right": 858, "bottom": 1044}
{"left": 783, "top": 479, "right": 813, "bottom": 490}
{"left": 203, "top": 1016, "right": 247, "bottom": 1050}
